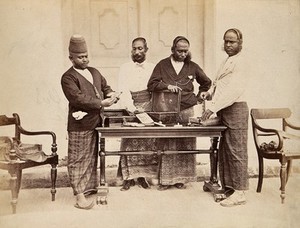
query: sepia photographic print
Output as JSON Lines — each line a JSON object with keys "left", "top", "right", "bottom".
{"left": 0, "top": 0, "right": 299, "bottom": 227}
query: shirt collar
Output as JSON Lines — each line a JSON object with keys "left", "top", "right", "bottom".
{"left": 73, "top": 66, "right": 87, "bottom": 72}
{"left": 171, "top": 56, "right": 184, "bottom": 65}
{"left": 227, "top": 52, "right": 241, "bottom": 61}
{"left": 134, "top": 61, "right": 146, "bottom": 68}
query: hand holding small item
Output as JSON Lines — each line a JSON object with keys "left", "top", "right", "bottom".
{"left": 101, "top": 97, "right": 117, "bottom": 107}
{"left": 106, "top": 91, "right": 122, "bottom": 104}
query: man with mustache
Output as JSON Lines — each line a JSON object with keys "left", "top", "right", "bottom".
{"left": 201, "top": 28, "right": 249, "bottom": 207}
{"left": 117, "top": 37, "right": 158, "bottom": 191}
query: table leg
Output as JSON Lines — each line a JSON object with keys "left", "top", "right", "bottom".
{"left": 203, "top": 137, "right": 226, "bottom": 202}
{"left": 97, "top": 137, "right": 109, "bottom": 205}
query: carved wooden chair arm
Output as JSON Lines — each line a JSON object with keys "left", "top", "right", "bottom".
{"left": 17, "top": 126, "right": 57, "bottom": 156}
{"left": 18, "top": 126, "right": 56, "bottom": 142}
{"left": 253, "top": 121, "right": 284, "bottom": 152}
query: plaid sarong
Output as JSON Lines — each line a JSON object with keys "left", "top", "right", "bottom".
{"left": 68, "top": 130, "right": 98, "bottom": 195}
{"left": 217, "top": 102, "right": 249, "bottom": 190}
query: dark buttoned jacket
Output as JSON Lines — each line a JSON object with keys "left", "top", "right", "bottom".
{"left": 147, "top": 57, "right": 211, "bottom": 111}
{"left": 61, "top": 67, "right": 113, "bottom": 131}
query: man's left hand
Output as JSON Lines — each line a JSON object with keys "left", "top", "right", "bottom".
{"left": 106, "top": 92, "right": 119, "bottom": 104}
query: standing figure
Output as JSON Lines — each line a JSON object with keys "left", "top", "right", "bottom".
{"left": 61, "top": 34, "right": 118, "bottom": 209}
{"left": 147, "top": 36, "right": 211, "bottom": 190}
{"left": 201, "top": 28, "right": 249, "bottom": 207}
{"left": 117, "top": 37, "right": 158, "bottom": 191}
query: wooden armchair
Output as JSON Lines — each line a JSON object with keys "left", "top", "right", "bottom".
{"left": 250, "top": 108, "right": 300, "bottom": 203}
{"left": 0, "top": 113, "right": 58, "bottom": 213}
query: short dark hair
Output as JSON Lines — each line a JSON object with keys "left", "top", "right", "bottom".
{"left": 171, "top": 36, "right": 192, "bottom": 63}
{"left": 223, "top": 28, "right": 243, "bottom": 52}
{"left": 223, "top": 28, "right": 243, "bottom": 43}
{"left": 132, "top": 37, "right": 148, "bottom": 50}
{"left": 171, "top": 36, "right": 190, "bottom": 52}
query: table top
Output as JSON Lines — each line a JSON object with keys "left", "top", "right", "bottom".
{"left": 96, "top": 125, "right": 227, "bottom": 138}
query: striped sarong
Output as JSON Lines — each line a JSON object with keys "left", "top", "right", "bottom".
{"left": 68, "top": 130, "right": 98, "bottom": 195}
{"left": 217, "top": 102, "right": 249, "bottom": 190}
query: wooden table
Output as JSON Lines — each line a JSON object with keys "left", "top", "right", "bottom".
{"left": 95, "top": 123, "right": 227, "bottom": 205}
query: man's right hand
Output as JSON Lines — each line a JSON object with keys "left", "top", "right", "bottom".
{"left": 200, "top": 92, "right": 211, "bottom": 100}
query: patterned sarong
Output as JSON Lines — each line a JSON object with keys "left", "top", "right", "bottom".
{"left": 158, "top": 106, "right": 197, "bottom": 185}
{"left": 217, "top": 102, "right": 249, "bottom": 190}
{"left": 68, "top": 130, "right": 98, "bottom": 195}
{"left": 130, "top": 89, "right": 152, "bottom": 112}
{"left": 119, "top": 90, "right": 158, "bottom": 180}
{"left": 120, "top": 138, "right": 159, "bottom": 180}
{"left": 158, "top": 138, "right": 197, "bottom": 185}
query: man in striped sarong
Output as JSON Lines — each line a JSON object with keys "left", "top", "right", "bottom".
{"left": 201, "top": 28, "right": 249, "bottom": 207}
{"left": 61, "top": 35, "right": 118, "bottom": 209}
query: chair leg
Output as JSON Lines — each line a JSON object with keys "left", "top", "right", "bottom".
{"left": 50, "top": 163, "right": 57, "bottom": 201}
{"left": 8, "top": 169, "right": 19, "bottom": 214}
{"left": 257, "top": 155, "right": 264, "bottom": 192}
{"left": 16, "top": 170, "right": 22, "bottom": 196}
{"left": 286, "top": 160, "right": 292, "bottom": 184}
{"left": 280, "top": 159, "right": 287, "bottom": 204}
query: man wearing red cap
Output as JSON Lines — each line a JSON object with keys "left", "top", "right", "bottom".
{"left": 61, "top": 34, "right": 118, "bottom": 209}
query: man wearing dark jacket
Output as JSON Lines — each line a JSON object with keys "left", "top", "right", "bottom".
{"left": 147, "top": 36, "right": 211, "bottom": 190}
{"left": 61, "top": 34, "right": 118, "bottom": 209}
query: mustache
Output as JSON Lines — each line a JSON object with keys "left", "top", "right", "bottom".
{"left": 131, "top": 54, "right": 144, "bottom": 60}
{"left": 222, "top": 45, "right": 242, "bottom": 52}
